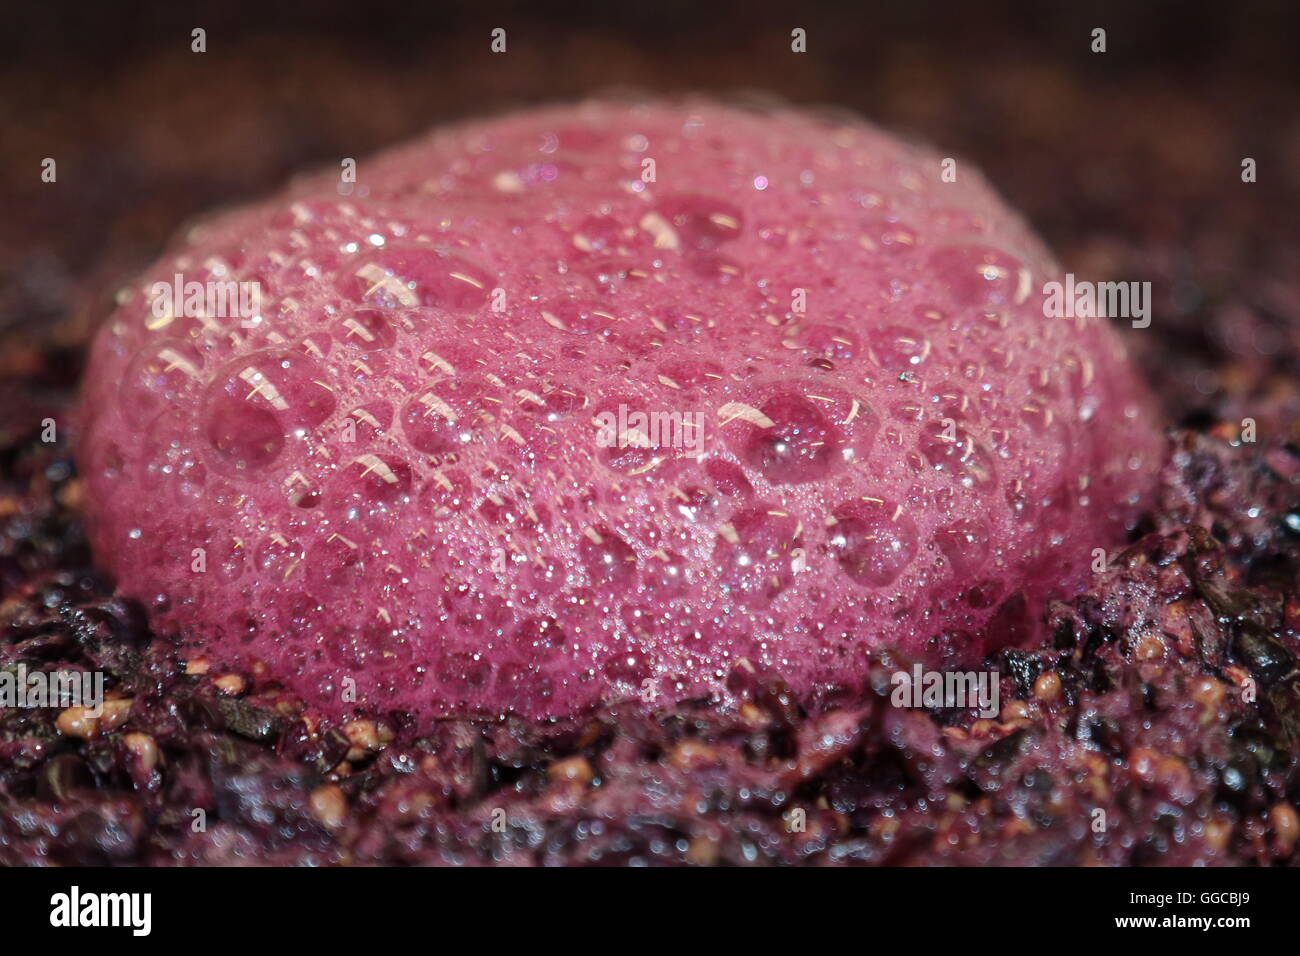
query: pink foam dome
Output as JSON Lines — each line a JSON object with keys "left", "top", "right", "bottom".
{"left": 77, "top": 100, "right": 1162, "bottom": 719}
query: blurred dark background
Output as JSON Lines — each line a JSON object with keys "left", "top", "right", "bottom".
{"left": 1, "top": 0, "right": 1297, "bottom": 425}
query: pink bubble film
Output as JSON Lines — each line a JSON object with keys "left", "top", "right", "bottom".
{"left": 77, "top": 100, "right": 1162, "bottom": 719}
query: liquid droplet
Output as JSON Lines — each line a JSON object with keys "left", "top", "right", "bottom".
{"left": 827, "top": 498, "right": 918, "bottom": 587}
{"left": 738, "top": 392, "right": 841, "bottom": 484}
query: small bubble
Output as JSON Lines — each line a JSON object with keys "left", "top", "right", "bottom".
{"left": 827, "top": 498, "right": 918, "bottom": 587}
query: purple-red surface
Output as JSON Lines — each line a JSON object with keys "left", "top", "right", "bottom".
{"left": 77, "top": 101, "right": 1162, "bottom": 720}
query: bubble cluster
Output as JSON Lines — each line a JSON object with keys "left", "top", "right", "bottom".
{"left": 78, "top": 99, "right": 1162, "bottom": 720}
